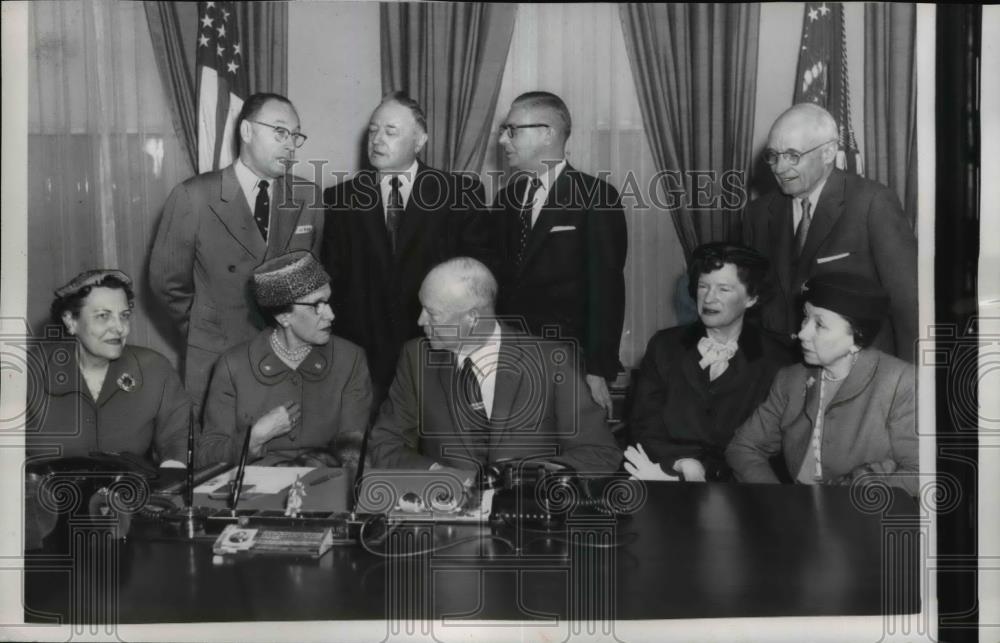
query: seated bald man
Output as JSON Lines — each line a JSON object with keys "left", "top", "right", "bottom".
{"left": 368, "top": 257, "right": 622, "bottom": 473}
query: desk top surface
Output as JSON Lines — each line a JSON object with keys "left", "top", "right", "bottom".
{"left": 23, "top": 481, "right": 921, "bottom": 623}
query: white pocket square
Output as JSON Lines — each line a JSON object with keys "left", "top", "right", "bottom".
{"left": 550, "top": 225, "right": 577, "bottom": 233}
{"left": 816, "top": 252, "right": 850, "bottom": 264}
{"left": 294, "top": 224, "right": 314, "bottom": 234}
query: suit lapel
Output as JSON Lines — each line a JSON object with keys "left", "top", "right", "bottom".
{"left": 266, "top": 174, "right": 304, "bottom": 257}
{"left": 768, "top": 194, "right": 794, "bottom": 302}
{"left": 488, "top": 333, "right": 528, "bottom": 453}
{"left": 356, "top": 171, "right": 394, "bottom": 272}
{"left": 797, "top": 170, "right": 846, "bottom": 273}
{"left": 518, "top": 166, "right": 573, "bottom": 272}
{"left": 210, "top": 165, "right": 266, "bottom": 260}
{"left": 433, "top": 351, "right": 480, "bottom": 460}
{"left": 394, "top": 164, "right": 431, "bottom": 262}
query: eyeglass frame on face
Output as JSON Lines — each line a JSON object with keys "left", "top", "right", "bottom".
{"left": 290, "top": 299, "right": 332, "bottom": 314}
{"left": 498, "top": 123, "right": 550, "bottom": 138}
{"left": 763, "top": 138, "right": 837, "bottom": 166}
{"left": 248, "top": 119, "right": 308, "bottom": 148}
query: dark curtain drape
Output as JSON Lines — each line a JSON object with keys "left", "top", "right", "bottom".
{"left": 864, "top": 3, "right": 917, "bottom": 230}
{"left": 144, "top": 1, "right": 288, "bottom": 174}
{"left": 144, "top": 1, "right": 198, "bottom": 173}
{"left": 380, "top": 2, "right": 517, "bottom": 173}
{"left": 619, "top": 3, "right": 760, "bottom": 261}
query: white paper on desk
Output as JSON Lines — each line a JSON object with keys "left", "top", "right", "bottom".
{"left": 194, "top": 466, "right": 316, "bottom": 495}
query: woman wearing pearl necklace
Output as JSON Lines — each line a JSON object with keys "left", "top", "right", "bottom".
{"left": 726, "top": 272, "right": 919, "bottom": 495}
{"left": 198, "top": 251, "right": 373, "bottom": 468}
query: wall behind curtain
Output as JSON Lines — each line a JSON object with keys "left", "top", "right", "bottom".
{"left": 479, "top": 3, "right": 687, "bottom": 372}
{"left": 28, "top": 0, "right": 190, "bottom": 364}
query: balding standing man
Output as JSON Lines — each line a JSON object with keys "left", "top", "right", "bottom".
{"left": 494, "top": 91, "right": 628, "bottom": 412}
{"left": 743, "top": 103, "right": 918, "bottom": 361}
{"left": 369, "top": 257, "right": 622, "bottom": 473}
{"left": 322, "top": 93, "right": 490, "bottom": 403}
{"left": 151, "top": 93, "right": 323, "bottom": 415}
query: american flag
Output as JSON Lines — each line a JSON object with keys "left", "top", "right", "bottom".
{"left": 793, "top": 2, "right": 863, "bottom": 175}
{"left": 196, "top": 1, "right": 248, "bottom": 173}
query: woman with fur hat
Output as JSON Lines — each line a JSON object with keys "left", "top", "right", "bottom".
{"left": 726, "top": 272, "right": 918, "bottom": 494}
{"left": 197, "top": 251, "right": 372, "bottom": 468}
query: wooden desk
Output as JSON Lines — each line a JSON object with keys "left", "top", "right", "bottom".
{"left": 23, "top": 481, "right": 920, "bottom": 623}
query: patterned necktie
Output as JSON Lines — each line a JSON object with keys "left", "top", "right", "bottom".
{"left": 385, "top": 176, "right": 404, "bottom": 254}
{"left": 459, "top": 357, "right": 489, "bottom": 425}
{"left": 516, "top": 178, "right": 543, "bottom": 265}
{"left": 794, "top": 197, "right": 812, "bottom": 254}
{"left": 253, "top": 179, "right": 270, "bottom": 241}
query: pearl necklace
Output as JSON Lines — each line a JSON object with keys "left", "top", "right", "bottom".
{"left": 270, "top": 330, "right": 311, "bottom": 362}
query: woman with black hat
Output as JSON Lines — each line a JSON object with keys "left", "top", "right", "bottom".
{"left": 726, "top": 272, "right": 918, "bottom": 494}
{"left": 28, "top": 269, "right": 189, "bottom": 466}
{"left": 197, "top": 250, "right": 372, "bottom": 468}
{"left": 623, "top": 243, "right": 792, "bottom": 482}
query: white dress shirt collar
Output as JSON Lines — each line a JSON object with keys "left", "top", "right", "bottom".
{"left": 379, "top": 159, "right": 419, "bottom": 217}
{"left": 456, "top": 321, "right": 503, "bottom": 420}
{"left": 233, "top": 157, "right": 272, "bottom": 212}
{"left": 793, "top": 175, "right": 829, "bottom": 229}
{"left": 522, "top": 159, "right": 567, "bottom": 226}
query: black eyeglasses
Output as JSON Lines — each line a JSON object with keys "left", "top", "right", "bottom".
{"left": 763, "top": 139, "right": 836, "bottom": 166}
{"left": 498, "top": 123, "right": 550, "bottom": 138}
{"left": 291, "top": 299, "right": 331, "bottom": 314}
{"left": 249, "top": 120, "right": 308, "bottom": 148}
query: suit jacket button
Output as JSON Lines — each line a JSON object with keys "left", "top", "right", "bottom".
{"left": 228, "top": 265, "right": 237, "bottom": 273}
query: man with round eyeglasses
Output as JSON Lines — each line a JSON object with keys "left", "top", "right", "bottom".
{"left": 151, "top": 92, "right": 325, "bottom": 417}
{"left": 743, "top": 102, "right": 917, "bottom": 362}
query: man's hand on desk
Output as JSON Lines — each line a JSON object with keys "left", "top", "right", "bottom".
{"left": 585, "top": 375, "right": 612, "bottom": 414}
{"left": 160, "top": 460, "right": 186, "bottom": 469}
{"left": 623, "top": 444, "right": 680, "bottom": 481}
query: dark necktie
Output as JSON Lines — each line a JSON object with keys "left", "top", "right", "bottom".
{"left": 253, "top": 179, "right": 270, "bottom": 241}
{"left": 516, "top": 178, "right": 543, "bottom": 265}
{"left": 385, "top": 176, "right": 403, "bottom": 254}
{"left": 458, "top": 356, "right": 489, "bottom": 426}
{"left": 794, "top": 197, "right": 812, "bottom": 254}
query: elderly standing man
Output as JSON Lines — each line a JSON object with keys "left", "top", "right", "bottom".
{"left": 322, "top": 92, "right": 491, "bottom": 405}
{"left": 369, "top": 257, "right": 622, "bottom": 474}
{"left": 150, "top": 93, "right": 323, "bottom": 416}
{"left": 493, "top": 91, "right": 628, "bottom": 413}
{"left": 743, "top": 103, "right": 918, "bottom": 361}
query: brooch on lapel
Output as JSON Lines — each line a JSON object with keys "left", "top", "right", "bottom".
{"left": 116, "top": 373, "right": 137, "bottom": 393}
{"left": 805, "top": 376, "right": 816, "bottom": 391}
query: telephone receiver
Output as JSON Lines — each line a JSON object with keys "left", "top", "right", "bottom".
{"left": 25, "top": 452, "right": 158, "bottom": 548}
{"left": 482, "top": 459, "right": 603, "bottom": 526}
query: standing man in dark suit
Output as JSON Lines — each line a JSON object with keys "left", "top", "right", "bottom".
{"left": 494, "top": 91, "right": 628, "bottom": 413}
{"left": 743, "top": 103, "right": 918, "bottom": 360}
{"left": 321, "top": 93, "right": 489, "bottom": 402}
{"left": 150, "top": 93, "right": 323, "bottom": 416}
{"left": 369, "top": 257, "right": 622, "bottom": 474}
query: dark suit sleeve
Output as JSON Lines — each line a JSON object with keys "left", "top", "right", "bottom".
{"left": 150, "top": 182, "right": 198, "bottom": 336}
{"left": 867, "top": 187, "right": 918, "bottom": 361}
{"left": 196, "top": 355, "right": 240, "bottom": 467}
{"left": 553, "top": 346, "right": 623, "bottom": 473}
{"left": 321, "top": 185, "right": 350, "bottom": 327}
{"left": 628, "top": 333, "right": 682, "bottom": 465}
{"left": 151, "top": 357, "right": 191, "bottom": 463}
{"left": 452, "top": 174, "right": 497, "bottom": 271}
{"left": 585, "top": 181, "right": 628, "bottom": 379}
{"left": 368, "top": 344, "right": 438, "bottom": 470}
{"left": 330, "top": 346, "right": 374, "bottom": 469}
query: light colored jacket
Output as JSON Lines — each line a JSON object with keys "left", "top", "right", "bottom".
{"left": 726, "top": 348, "right": 918, "bottom": 495}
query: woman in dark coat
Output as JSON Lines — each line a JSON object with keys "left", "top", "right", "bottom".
{"left": 28, "top": 269, "right": 189, "bottom": 466}
{"left": 726, "top": 272, "right": 918, "bottom": 495}
{"left": 624, "top": 243, "right": 791, "bottom": 482}
{"left": 197, "top": 251, "right": 372, "bottom": 467}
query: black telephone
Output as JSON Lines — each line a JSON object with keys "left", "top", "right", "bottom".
{"left": 482, "top": 459, "right": 617, "bottom": 526}
{"left": 25, "top": 452, "right": 160, "bottom": 548}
